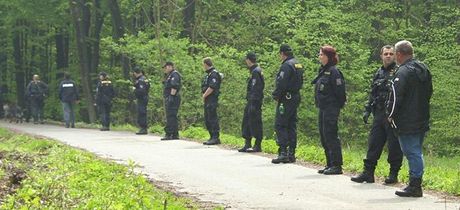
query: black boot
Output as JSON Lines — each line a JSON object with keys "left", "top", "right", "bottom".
{"left": 271, "top": 147, "right": 290, "bottom": 164}
{"left": 384, "top": 170, "right": 399, "bottom": 184}
{"left": 248, "top": 138, "right": 262, "bottom": 152}
{"left": 136, "top": 128, "right": 147, "bottom": 135}
{"left": 100, "top": 126, "right": 110, "bottom": 131}
{"left": 318, "top": 166, "right": 330, "bottom": 174}
{"left": 161, "top": 134, "right": 172, "bottom": 140}
{"left": 170, "top": 133, "right": 179, "bottom": 140}
{"left": 238, "top": 139, "right": 252, "bottom": 152}
{"left": 323, "top": 166, "right": 343, "bottom": 175}
{"left": 395, "top": 177, "right": 423, "bottom": 197}
{"left": 203, "top": 138, "right": 221, "bottom": 145}
{"left": 287, "top": 147, "right": 296, "bottom": 163}
{"left": 351, "top": 169, "right": 375, "bottom": 183}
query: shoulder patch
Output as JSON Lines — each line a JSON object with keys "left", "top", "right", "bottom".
{"left": 336, "top": 78, "right": 343, "bottom": 85}
{"left": 324, "top": 71, "right": 331, "bottom": 75}
{"left": 101, "top": 81, "right": 111, "bottom": 84}
{"left": 295, "top": 64, "right": 303, "bottom": 69}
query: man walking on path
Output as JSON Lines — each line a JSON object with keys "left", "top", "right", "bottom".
{"left": 26, "top": 74, "right": 48, "bottom": 124}
{"left": 59, "top": 73, "right": 79, "bottom": 128}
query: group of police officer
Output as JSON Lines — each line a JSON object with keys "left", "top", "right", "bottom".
{"left": 32, "top": 39, "right": 431, "bottom": 198}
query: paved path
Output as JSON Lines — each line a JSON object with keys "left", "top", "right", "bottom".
{"left": 1, "top": 122, "right": 459, "bottom": 210}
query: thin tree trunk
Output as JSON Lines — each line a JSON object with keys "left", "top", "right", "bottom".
{"left": 69, "top": 0, "right": 97, "bottom": 123}
{"left": 107, "top": 0, "right": 131, "bottom": 78}
{"left": 13, "top": 20, "right": 25, "bottom": 107}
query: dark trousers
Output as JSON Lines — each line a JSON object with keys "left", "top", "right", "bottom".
{"left": 275, "top": 95, "right": 300, "bottom": 149}
{"left": 164, "top": 95, "right": 180, "bottom": 136}
{"left": 204, "top": 101, "right": 220, "bottom": 139}
{"left": 98, "top": 102, "right": 112, "bottom": 128}
{"left": 30, "top": 97, "right": 45, "bottom": 122}
{"left": 137, "top": 98, "right": 148, "bottom": 129}
{"left": 319, "top": 106, "right": 343, "bottom": 166}
{"left": 62, "top": 102, "right": 75, "bottom": 127}
{"left": 364, "top": 110, "right": 403, "bottom": 171}
{"left": 242, "top": 100, "right": 263, "bottom": 140}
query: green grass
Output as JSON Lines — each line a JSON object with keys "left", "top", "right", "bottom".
{"left": 0, "top": 128, "right": 203, "bottom": 209}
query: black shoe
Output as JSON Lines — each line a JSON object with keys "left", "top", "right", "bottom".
{"left": 323, "top": 166, "right": 343, "bottom": 175}
{"left": 238, "top": 139, "right": 252, "bottom": 152}
{"left": 395, "top": 177, "right": 423, "bottom": 197}
{"left": 100, "top": 127, "right": 110, "bottom": 131}
{"left": 271, "top": 148, "right": 290, "bottom": 164}
{"left": 318, "top": 166, "right": 330, "bottom": 174}
{"left": 247, "top": 145, "right": 262, "bottom": 153}
{"left": 161, "top": 135, "right": 179, "bottom": 140}
{"left": 170, "top": 135, "right": 179, "bottom": 140}
{"left": 136, "top": 129, "right": 147, "bottom": 135}
{"left": 65, "top": 125, "right": 70, "bottom": 128}
{"left": 287, "top": 147, "right": 296, "bottom": 163}
{"left": 203, "top": 138, "right": 221, "bottom": 145}
{"left": 384, "top": 171, "right": 399, "bottom": 184}
{"left": 71, "top": 124, "right": 75, "bottom": 128}
{"left": 351, "top": 170, "right": 375, "bottom": 183}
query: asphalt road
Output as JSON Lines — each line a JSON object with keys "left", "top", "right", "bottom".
{"left": 1, "top": 122, "right": 459, "bottom": 210}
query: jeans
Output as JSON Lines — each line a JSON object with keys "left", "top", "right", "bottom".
{"left": 399, "top": 132, "right": 426, "bottom": 178}
{"left": 62, "top": 102, "right": 75, "bottom": 127}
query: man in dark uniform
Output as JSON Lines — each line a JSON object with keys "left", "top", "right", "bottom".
{"left": 239, "top": 52, "right": 265, "bottom": 153}
{"left": 132, "top": 66, "right": 150, "bottom": 135}
{"left": 313, "top": 45, "right": 346, "bottom": 174}
{"left": 26, "top": 75, "right": 48, "bottom": 124}
{"left": 59, "top": 72, "right": 79, "bottom": 128}
{"left": 351, "top": 45, "right": 403, "bottom": 184}
{"left": 271, "top": 44, "right": 303, "bottom": 164}
{"left": 201, "top": 57, "right": 222, "bottom": 145}
{"left": 389, "top": 40, "right": 432, "bottom": 197}
{"left": 95, "top": 72, "right": 115, "bottom": 131}
{"left": 161, "top": 61, "right": 182, "bottom": 140}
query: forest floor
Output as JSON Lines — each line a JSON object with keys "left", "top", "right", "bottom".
{"left": 1, "top": 121, "right": 459, "bottom": 210}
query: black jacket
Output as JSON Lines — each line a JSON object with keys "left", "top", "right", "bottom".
{"left": 365, "top": 62, "right": 396, "bottom": 113}
{"left": 59, "top": 79, "right": 79, "bottom": 103}
{"left": 163, "top": 70, "right": 182, "bottom": 98}
{"left": 26, "top": 81, "right": 48, "bottom": 99}
{"left": 246, "top": 65, "right": 264, "bottom": 102}
{"left": 201, "top": 67, "right": 222, "bottom": 101}
{"left": 272, "top": 56, "right": 303, "bottom": 101}
{"left": 95, "top": 79, "right": 115, "bottom": 105}
{"left": 134, "top": 75, "right": 150, "bottom": 100}
{"left": 312, "top": 64, "right": 346, "bottom": 109}
{"left": 388, "top": 58, "right": 432, "bottom": 134}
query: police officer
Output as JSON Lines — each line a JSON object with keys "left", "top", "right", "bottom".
{"left": 351, "top": 45, "right": 403, "bottom": 184}
{"left": 271, "top": 44, "right": 303, "bottom": 164}
{"left": 59, "top": 72, "right": 79, "bottom": 128}
{"left": 239, "top": 52, "right": 265, "bottom": 153}
{"left": 161, "top": 61, "right": 182, "bottom": 140}
{"left": 201, "top": 57, "right": 222, "bottom": 145}
{"left": 95, "top": 72, "right": 115, "bottom": 131}
{"left": 389, "top": 40, "right": 432, "bottom": 197}
{"left": 132, "top": 67, "right": 150, "bottom": 135}
{"left": 312, "top": 45, "right": 346, "bottom": 174}
{"left": 26, "top": 74, "right": 48, "bottom": 124}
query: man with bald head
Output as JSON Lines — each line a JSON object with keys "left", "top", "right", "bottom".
{"left": 26, "top": 74, "right": 48, "bottom": 124}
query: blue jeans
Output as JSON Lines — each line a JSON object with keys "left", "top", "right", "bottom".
{"left": 399, "top": 132, "right": 425, "bottom": 178}
{"left": 62, "top": 102, "right": 75, "bottom": 127}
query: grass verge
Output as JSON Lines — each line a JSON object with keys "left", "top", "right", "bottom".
{"left": 0, "top": 128, "right": 208, "bottom": 209}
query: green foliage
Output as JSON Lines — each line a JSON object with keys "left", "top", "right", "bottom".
{"left": 0, "top": 128, "right": 200, "bottom": 209}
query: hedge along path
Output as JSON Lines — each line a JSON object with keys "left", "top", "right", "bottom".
{"left": 1, "top": 122, "right": 459, "bottom": 210}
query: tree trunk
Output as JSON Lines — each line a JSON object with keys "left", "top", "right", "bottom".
{"left": 107, "top": 0, "right": 131, "bottom": 78}
{"left": 90, "top": 0, "right": 105, "bottom": 76}
{"left": 181, "top": 0, "right": 195, "bottom": 39}
{"left": 13, "top": 20, "right": 25, "bottom": 107}
{"left": 55, "top": 27, "right": 69, "bottom": 71}
{"left": 69, "top": 0, "right": 97, "bottom": 123}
